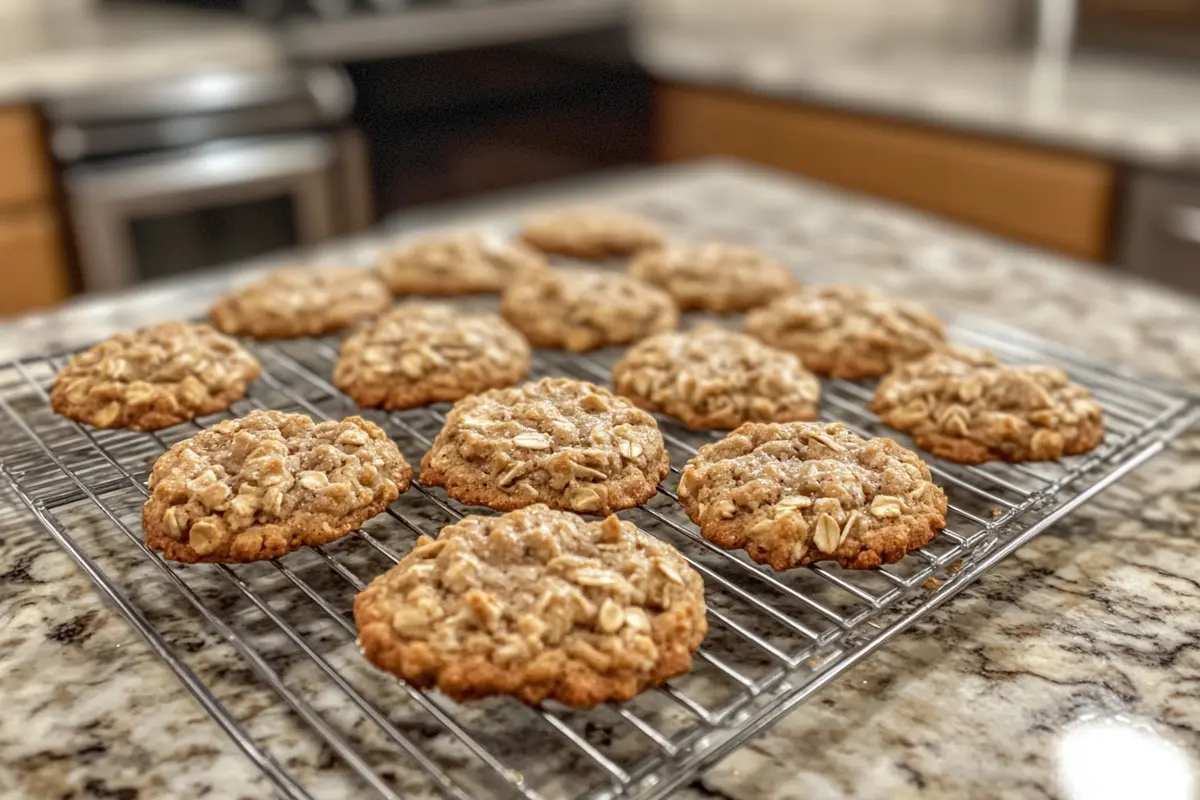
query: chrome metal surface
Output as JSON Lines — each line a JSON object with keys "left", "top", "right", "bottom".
{"left": 65, "top": 130, "right": 376, "bottom": 293}
{"left": 48, "top": 66, "right": 353, "bottom": 163}
{"left": 282, "top": 0, "right": 627, "bottom": 61}
{"left": 46, "top": 66, "right": 352, "bottom": 130}
{"left": 1118, "top": 170, "right": 1200, "bottom": 295}
{"left": 1, "top": 295, "right": 1193, "bottom": 797}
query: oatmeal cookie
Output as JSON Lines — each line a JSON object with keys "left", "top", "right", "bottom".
{"left": 376, "top": 233, "right": 546, "bottom": 296}
{"left": 209, "top": 266, "right": 391, "bottom": 339}
{"left": 143, "top": 410, "right": 411, "bottom": 563}
{"left": 519, "top": 208, "right": 665, "bottom": 260}
{"left": 870, "top": 349, "right": 1105, "bottom": 464}
{"left": 678, "top": 421, "right": 947, "bottom": 570}
{"left": 745, "top": 286, "right": 945, "bottom": 379}
{"left": 501, "top": 269, "right": 678, "bottom": 352}
{"left": 628, "top": 242, "right": 798, "bottom": 313}
{"left": 333, "top": 304, "right": 530, "bottom": 410}
{"left": 355, "top": 505, "right": 707, "bottom": 707}
{"left": 612, "top": 326, "right": 820, "bottom": 430}
{"left": 420, "top": 377, "right": 670, "bottom": 515}
{"left": 50, "top": 321, "right": 261, "bottom": 431}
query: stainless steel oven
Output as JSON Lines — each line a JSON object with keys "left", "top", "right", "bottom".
{"left": 115, "top": 0, "right": 649, "bottom": 218}
{"left": 47, "top": 66, "right": 372, "bottom": 292}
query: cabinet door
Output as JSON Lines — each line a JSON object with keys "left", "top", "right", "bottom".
{"left": 0, "top": 208, "right": 70, "bottom": 317}
{"left": 655, "top": 83, "right": 1115, "bottom": 260}
{"left": 0, "top": 106, "right": 52, "bottom": 207}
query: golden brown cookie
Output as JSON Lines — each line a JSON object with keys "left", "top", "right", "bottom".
{"left": 628, "top": 242, "right": 798, "bottom": 313}
{"left": 376, "top": 233, "right": 546, "bottom": 296}
{"left": 143, "top": 410, "right": 411, "bottom": 563}
{"left": 870, "top": 349, "right": 1105, "bottom": 464}
{"left": 333, "top": 304, "right": 530, "bottom": 410}
{"left": 745, "top": 286, "right": 945, "bottom": 379}
{"left": 678, "top": 421, "right": 947, "bottom": 570}
{"left": 500, "top": 268, "right": 678, "bottom": 352}
{"left": 49, "top": 321, "right": 261, "bottom": 431}
{"left": 519, "top": 208, "right": 665, "bottom": 259}
{"left": 612, "top": 326, "right": 820, "bottom": 430}
{"left": 355, "top": 505, "right": 707, "bottom": 708}
{"left": 420, "top": 377, "right": 670, "bottom": 515}
{"left": 208, "top": 266, "right": 391, "bottom": 340}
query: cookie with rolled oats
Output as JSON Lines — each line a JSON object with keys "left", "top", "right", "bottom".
{"left": 678, "top": 421, "right": 946, "bottom": 570}
{"left": 612, "top": 326, "right": 820, "bottom": 430}
{"left": 420, "top": 377, "right": 669, "bottom": 515}
{"left": 628, "top": 242, "right": 798, "bottom": 313}
{"left": 519, "top": 208, "right": 665, "bottom": 260}
{"left": 209, "top": 266, "right": 391, "bottom": 339}
{"left": 143, "top": 410, "right": 411, "bottom": 563}
{"left": 871, "top": 348, "right": 1104, "bottom": 464}
{"left": 333, "top": 304, "right": 530, "bottom": 410}
{"left": 354, "top": 504, "right": 707, "bottom": 707}
{"left": 501, "top": 268, "right": 678, "bottom": 352}
{"left": 745, "top": 285, "right": 945, "bottom": 379}
{"left": 376, "top": 233, "right": 546, "bottom": 296}
{"left": 50, "top": 321, "right": 261, "bottom": 431}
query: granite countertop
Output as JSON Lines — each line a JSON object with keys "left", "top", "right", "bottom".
{"left": 2, "top": 161, "right": 1200, "bottom": 799}
{"left": 635, "top": 24, "right": 1200, "bottom": 169}
{"left": 0, "top": 3, "right": 283, "bottom": 104}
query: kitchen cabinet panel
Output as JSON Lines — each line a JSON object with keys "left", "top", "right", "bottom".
{"left": 0, "top": 106, "right": 53, "bottom": 208}
{"left": 0, "top": 207, "right": 70, "bottom": 317}
{"left": 655, "top": 83, "right": 1115, "bottom": 260}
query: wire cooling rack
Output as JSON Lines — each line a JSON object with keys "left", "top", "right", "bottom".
{"left": 1, "top": 307, "right": 1196, "bottom": 800}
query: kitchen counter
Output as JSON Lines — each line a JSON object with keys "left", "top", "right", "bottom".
{"left": 636, "top": 27, "right": 1200, "bottom": 170}
{"left": 3, "top": 161, "right": 1200, "bottom": 799}
{"left": 0, "top": 4, "right": 283, "bottom": 104}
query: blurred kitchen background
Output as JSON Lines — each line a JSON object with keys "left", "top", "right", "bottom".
{"left": 2, "top": 0, "right": 1199, "bottom": 318}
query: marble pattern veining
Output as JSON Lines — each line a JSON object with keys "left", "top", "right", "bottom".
{"left": 2, "top": 162, "right": 1199, "bottom": 799}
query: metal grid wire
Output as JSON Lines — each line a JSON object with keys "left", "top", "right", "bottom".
{"left": 1, "top": 310, "right": 1195, "bottom": 800}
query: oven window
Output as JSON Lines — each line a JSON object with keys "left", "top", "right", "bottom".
{"left": 129, "top": 195, "right": 298, "bottom": 281}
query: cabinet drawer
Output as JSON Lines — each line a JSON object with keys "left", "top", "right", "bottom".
{"left": 0, "top": 106, "right": 53, "bottom": 208}
{"left": 0, "top": 207, "right": 70, "bottom": 317}
{"left": 655, "top": 83, "right": 1115, "bottom": 260}
{"left": 1119, "top": 171, "right": 1200, "bottom": 294}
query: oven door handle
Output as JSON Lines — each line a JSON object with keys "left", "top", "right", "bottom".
{"left": 67, "top": 135, "right": 336, "bottom": 205}
{"left": 68, "top": 135, "right": 340, "bottom": 293}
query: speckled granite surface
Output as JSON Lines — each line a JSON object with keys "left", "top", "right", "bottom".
{"left": 0, "top": 3, "right": 281, "bottom": 103}
{"left": 2, "top": 162, "right": 1199, "bottom": 799}
{"left": 636, "top": 20, "right": 1200, "bottom": 169}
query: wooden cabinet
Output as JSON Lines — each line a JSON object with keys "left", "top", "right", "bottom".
{"left": 655, "top": 83, "right": 1116, "bottom": 261}
{"left": 0, "top": 107, "right": 54, "bottom": 207}
{"left": 0, "top": 105, "right": 70, "bottom": 316}
{"left": 0, "top": 207, "right": 69, "bottom": 316}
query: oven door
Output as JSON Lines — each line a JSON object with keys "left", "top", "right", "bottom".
{"left": 66, "top": 134, "right": 351, "bottom": 292}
